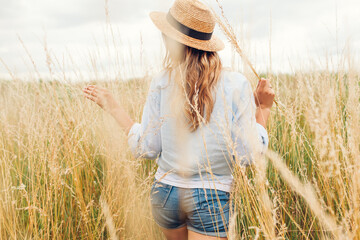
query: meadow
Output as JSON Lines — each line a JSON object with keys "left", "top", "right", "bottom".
{"left": 0, "top": 9, "right": 360, "bottom": 240}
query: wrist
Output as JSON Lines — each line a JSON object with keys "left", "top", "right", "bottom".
{"left": 258, "top": 105, "right": 272, "bottom": 111}
{"left": 256, "top": 107, "right": 271, "bottom": 129}
{"left": 108, "top": 104, "right": 135, "bottom": 135}
{"left": 125, "top": 122, "right": 135, "bottom": 136}
{"left": 107, "top": 104, "right": 121, "bottom": 116}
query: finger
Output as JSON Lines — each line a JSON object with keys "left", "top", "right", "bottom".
{"left": 83, "top": 88, "right": 97, "bottom": 95}
{"left": 84, "top": 87, "right": 96, "bottom": 92}
{"left": 258, "top": 78, "right": 269, "bottom": 89}
{"left": 265, "top": 87, "right": 275, "bottom": 96}
{"left": 89, "top": 86, "right": 103, "bottom": 94}
{"left": 83, "top": 93, "right": 97, "bottom": 102}
{"left": 83, "top": 90, "right": 97, "bottom": 97}
{"left": 84, "top": 85, "right": 97, "bottom": 90}
{"left": 83, "top": 86, "right": 98, "bottom": 92}
{"left": 83, "top": 88, "right": 98, "bottom": 96}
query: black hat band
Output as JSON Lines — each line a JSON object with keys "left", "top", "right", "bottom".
{"left": 166, "top": 12, "right": 213, "bottom": 41}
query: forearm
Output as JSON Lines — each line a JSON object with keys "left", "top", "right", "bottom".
{"left": 109, "top": 107, "right": 135, "bottom": 135}
{"left": 255, "top": 107, "right": 271, "bottom": 129}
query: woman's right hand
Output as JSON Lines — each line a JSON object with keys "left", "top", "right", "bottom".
{"left": 254, "top": 78, "right": 275, "bottom": 109}
{"left": 82, "top": 85, "right": 120, "bottom": 114}
{"left": 82, "top": 84, "right": 135, "bottom": 135}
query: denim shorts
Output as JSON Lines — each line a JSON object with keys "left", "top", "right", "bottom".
{"left": 149, "top": 179, "right": 234, "bottom": 238}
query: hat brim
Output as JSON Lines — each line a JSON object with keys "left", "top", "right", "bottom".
{"left": 150, "top": 11, "right": 225, "bottom": 52}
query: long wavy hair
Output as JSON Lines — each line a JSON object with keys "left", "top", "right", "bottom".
{"left": 162, "top": 34, "right": 223, "bottom": 132}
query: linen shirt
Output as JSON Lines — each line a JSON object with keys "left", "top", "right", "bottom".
{"left": 127, "top": 69, "right": 269, "bottom": 192}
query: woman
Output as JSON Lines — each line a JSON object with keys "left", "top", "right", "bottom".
{"left": 82, "top": 0, "right": 275, "bottom": 239}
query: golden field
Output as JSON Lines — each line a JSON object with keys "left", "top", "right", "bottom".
{"left": 0, "top": 60, "right": 359, "bottom": 239}
{"left": 0, "top": 8, "right": 360, "bottom": 238}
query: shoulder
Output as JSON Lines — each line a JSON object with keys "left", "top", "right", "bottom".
{"left": 221, "top": 70, "right": 252, "bottom": 97}
{"left": 220, "top": 70, "right": 255, "bottom": 116}
{"left": 150, "top": 70, "right": 171, "bottom": 90}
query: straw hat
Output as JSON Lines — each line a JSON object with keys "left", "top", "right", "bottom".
{"left": 149, "top": 0, "right": 225, "bottom": 52}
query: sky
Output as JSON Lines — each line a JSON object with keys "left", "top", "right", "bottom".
{"left": 0, "top": 0, "right": 359, "bottom": 81}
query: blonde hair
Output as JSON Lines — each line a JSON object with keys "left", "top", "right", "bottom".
{"left": 163, "top": 35, "right": 223, "bottom": 132}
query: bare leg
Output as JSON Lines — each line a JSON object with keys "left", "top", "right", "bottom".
{"left": 160, "top": 225, "right": 188, "bottom": 240}
{"left": 188, "top": 230, "right": 227, "bottom": 240}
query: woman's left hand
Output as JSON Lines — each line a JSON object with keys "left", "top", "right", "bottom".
{"left": 82, "top": 85, "right": 119, "bottom": 113}
{"left": 254, "top": 78, "right": 275, "bottom": 109}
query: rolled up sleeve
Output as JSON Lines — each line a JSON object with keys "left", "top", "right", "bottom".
{"left": 127, "top": 123, "right": 141, "bottom": 156}
{"left": 256, "top": 122, "right": 269, "bottom": 152}
{"left": 127, "top": 75, "right": 162, "bottom": 160}
{"left": 231, "top": 76, "right": 269, "bottom": 166}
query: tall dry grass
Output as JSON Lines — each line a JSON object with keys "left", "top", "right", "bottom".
{"left": 1, "top": 2, "right": 360, "bottom": 239}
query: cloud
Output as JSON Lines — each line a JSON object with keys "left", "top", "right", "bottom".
{"left": 0, "top": 0, "right": 359, "bottom": 78}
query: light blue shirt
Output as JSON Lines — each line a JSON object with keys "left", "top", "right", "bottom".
{"left": 127, "top": 69, "right": 269, "bottom": 192}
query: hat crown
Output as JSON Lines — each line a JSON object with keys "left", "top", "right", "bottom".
{"left": 169, "top": 0, "right": 215, "bottom": 34}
